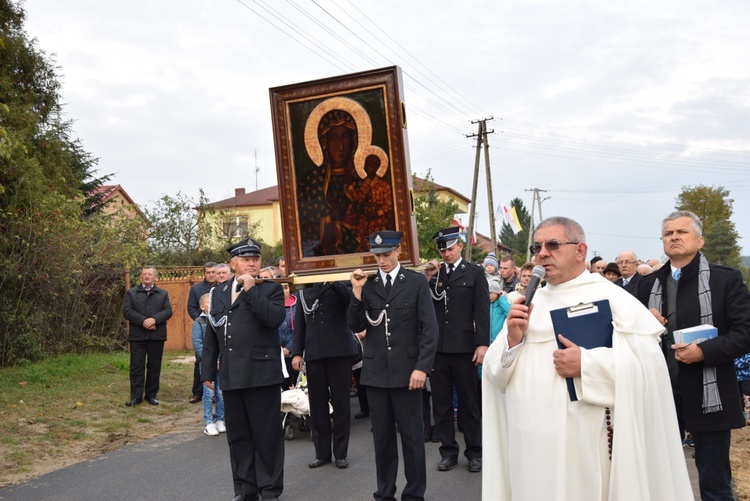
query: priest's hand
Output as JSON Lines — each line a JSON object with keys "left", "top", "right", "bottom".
{"left": 553, "top": 334, "right": 581, "bottom": 377}
{"left": 672, "top": 342, "right": 704, "bottom": 364}
{"left": 506, "top": 297, "right": 533, "bottom": 348}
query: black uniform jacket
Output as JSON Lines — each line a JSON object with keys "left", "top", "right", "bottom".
{"left": 429, "top": 260, "right": 490, "bottom": 353}
{"left": 348, "top": 268, "right": 438, "bottom": 388}
{"left": 123, "top": 285, "right": 173, "bottom": 342}
{"left": 202, "top": 279, "right": 286, "bottom": 391}
{"left": 292, "top": 281, "right": 356, "bottom": 361}
{"left": 637, "top": 253, "right": 750, "bottom": 432}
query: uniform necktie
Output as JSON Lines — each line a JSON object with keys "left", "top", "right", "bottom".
{"left": 447, "top": 263, "right": 455, "bottom": 274}
{"left": 232, "top": 281, "right": 241, "bottom": 304}
{"left": 385, "top": 274, "right": 392, "bottom": 295}
{"left": 673, "top": 269, "right": 682, "bottom": 281}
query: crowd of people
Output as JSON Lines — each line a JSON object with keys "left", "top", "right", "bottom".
{"left": 120, "top": 209, "right": 750, "bottom": 501}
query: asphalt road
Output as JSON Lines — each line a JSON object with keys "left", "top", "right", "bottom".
{"left": 0, "top": 396, "right": 700, "bottom": 500}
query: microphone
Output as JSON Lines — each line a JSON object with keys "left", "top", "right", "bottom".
{"left": 523, "top": 265, "right": 546, "bottom": 305}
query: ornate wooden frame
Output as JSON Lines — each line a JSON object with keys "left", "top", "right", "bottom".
{"left": 270, "top": 66, "right": 418, "bottom": 276}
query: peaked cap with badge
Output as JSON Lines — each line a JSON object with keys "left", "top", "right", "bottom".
{"left": 368, "top": 230, "right": 403, "bottom": 254}
{"left": 227, "top": 237, "right": 262, "bottom": 257}
{"left": 433, "top": 226, "right": 462, "bottom": 250}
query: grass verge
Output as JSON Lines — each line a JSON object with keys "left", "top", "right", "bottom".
{"left": 0, "top": 350, "right": 198, "bottom": 487}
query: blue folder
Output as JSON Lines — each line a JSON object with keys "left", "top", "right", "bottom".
{"left": 550, "top": 300, "right": 613, "bottom": 401}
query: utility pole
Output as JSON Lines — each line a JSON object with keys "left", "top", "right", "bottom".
{"left": 254, "top": 149, "right": 260, "bottom": 191}
{"left": 464, "top": 117, "right": 494, "bottom": 260}
{"left": 524, "top": 188, "right": 549, "bottom": 261}
{"left": 526, "top": 189, "right": 536, "bottom": 262}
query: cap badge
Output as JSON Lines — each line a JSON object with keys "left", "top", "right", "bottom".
{"left": 375, "top": 234, "right": 383, "bottom": 244}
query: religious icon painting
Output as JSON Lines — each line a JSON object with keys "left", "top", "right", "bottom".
{"left": 270, "top": 66, "right": 419, "bottom": 276}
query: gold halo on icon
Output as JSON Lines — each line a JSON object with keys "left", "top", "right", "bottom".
{"left": 304, "top": 96, "right": 389, "bottom": 179}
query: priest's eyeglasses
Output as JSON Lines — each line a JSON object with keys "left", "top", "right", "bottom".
{"left": 529, "top": 240, "right": 579, "bottom": 254}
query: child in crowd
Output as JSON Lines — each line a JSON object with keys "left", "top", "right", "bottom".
{"left": 279, "top": 283, "right": 297, "bottom": 390}
{"left": 191, "top": 293, "right": 225, "bottom": 436}
{"left": 479, "top": 278, "right": 511, "bottom": 381}
{"left": 488, "top": 278, "right": 511, "bottom": 346}
{"left": 484, "top": 253, "right": 499, "bottom": 278}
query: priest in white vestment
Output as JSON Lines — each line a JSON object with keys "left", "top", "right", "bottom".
{"left": 482, "top": 216, "right": 692, "bottom": 501}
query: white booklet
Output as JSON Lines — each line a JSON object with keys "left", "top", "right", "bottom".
{"left": 673, "top": 324, "right": 718, "bottom": 344}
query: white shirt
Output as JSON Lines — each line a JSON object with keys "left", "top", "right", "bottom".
{"left": 445, "top": 258, "right": 462, "bottom": 273}
{"left": 379, "top": 265, "right": 401, "bottom": 288}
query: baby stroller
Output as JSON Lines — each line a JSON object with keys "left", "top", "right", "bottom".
{"left": 281, "top": 372, "right": 310, "bottom": 440}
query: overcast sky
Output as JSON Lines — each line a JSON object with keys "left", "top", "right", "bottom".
{"left": 23, "top": 0, "right": 750, "bottom": 262}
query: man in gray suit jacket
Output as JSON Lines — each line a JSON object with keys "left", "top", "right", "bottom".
{"left": 349, "top": 230, "right": 438, "bottom": 501}
{"left": 614, "top": 250, "right": 642, "bottom": 295}
{"left": 202, "top": 238, "right": 286, "bottom": 501}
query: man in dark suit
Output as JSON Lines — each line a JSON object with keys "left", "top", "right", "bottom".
{"left": 202, "top": 238, "right": 286, "bottom": 501}
{"left": 424, "top": 227, "right": 489, "bottom": 473}
{"left": 292, "top": 280, "right": 356, "bottom": 469}
{"left": 123, "top": 266, "right": 173, "bottom": 407}
{"left": 637, "top": 210, "right": 750, "bottom": 501}
{"left": 614, "top": 251, "right": 641, "bottom": 295}
{"left": 349, "top": 230, "right": 437, "bottom": 501}
{"left": 187, "top": 262, "right": 217, "bottom": 403}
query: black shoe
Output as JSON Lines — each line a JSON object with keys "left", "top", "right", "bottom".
{"left": 467, "top": 457, "right": 482, "bottom": 472}
{"left": 145, "top": 397, "right": 159, "bottom": 406}
{"left": 430, "top": 433, "right": 440, "bottom": 443}
{"left": 125, "top": 398, "right": 142, "bottom": 407}
{"left": 354, "top": 410, "right": 369, "bottom": 419}
{"left": 231, "top": 495, "right": 255, "bottom": 501}
{"left": 438, "top": 456, "right": 458, "bottom": 471}
{"left": 308, "top": 458, "right": 331, "bottom": 468}
{"left": 335, "top": 458, "right": 348, "bottom": 469}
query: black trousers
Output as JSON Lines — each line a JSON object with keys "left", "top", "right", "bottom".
{"left": 367, "top": 386, "right": 426, "bottom": 501}
{"left": 223, "top": 385, "right": 284, "bottom": 498}
{"left": 353, "top": 367, "right": 369, "bottom": 414}
{"left": 693, "top": 429, "right": 734, "bottom": 501}
{"left": 129, "top": 340, "right": 164, "bottom": 401}
{"left": 430, "top": 352, "right": 482, "bottom": 460}
{"left": 306, "top": 356, "right": 352, "bottom": 461}
{"left": 192, "top": 355, "right": 203, "bottom": 397}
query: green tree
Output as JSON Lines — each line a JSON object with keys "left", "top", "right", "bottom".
{"left": 0, "top": 0, "right": 141, "bottom": 366}
{"left": 675, "top": 185, "right": 741, "bottom": 268}
{"left": 413, "top": 170, "right": 460, "bottom": 262}
{"left": 498, "top": 197, "right": 532, "bottom": 265}
{"left": 0, "top": 0, "right": 110, "bottom": 214}
{"left": 144, "top": 189, "right": 262, "bottom": 266}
